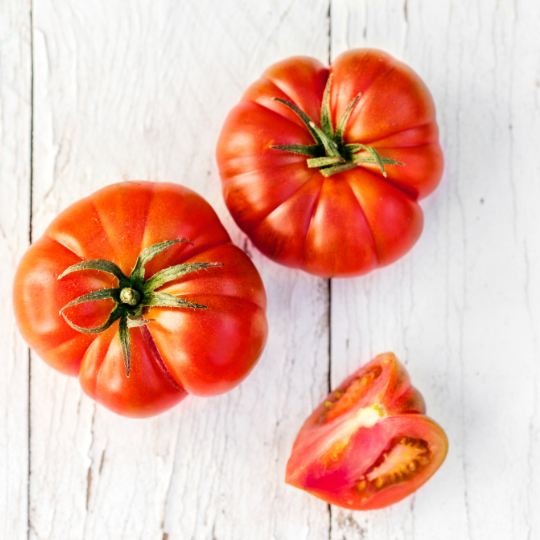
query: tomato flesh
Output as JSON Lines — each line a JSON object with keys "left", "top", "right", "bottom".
{"left": 285, "top": 353, "right": 448, "bottom": 510}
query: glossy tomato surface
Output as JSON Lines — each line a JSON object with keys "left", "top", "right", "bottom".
{"left": 285, "top": 353, "right": 448, "bottom": 510}
{"left": 217, "top": 49, "right": 443, "bottom": 277}
{"left": 13, "top": 182, "right": 268, "bottom": 418}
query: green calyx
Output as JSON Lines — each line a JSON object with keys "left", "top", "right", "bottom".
{"left": 270, "top": 74, "right": 405, "bottom": 178}
{"left": 58, "top": 239, "right": 223, "bottom": 377}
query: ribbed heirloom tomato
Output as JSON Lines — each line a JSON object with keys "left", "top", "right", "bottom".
{"left": 217, "top": 49, "right": 443, "bottom": 277}
{"left": 285, "top": 353, "right": 448, "bottom": 510}
{"left": 13, "top": 182, "right": 268, "bottom": 418}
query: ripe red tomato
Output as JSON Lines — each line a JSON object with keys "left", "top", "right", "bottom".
{"left": 217, "top": 49, "right": 443, "bottom": 277}
{"left": 13, "top": 182, "right": 268, "bottom": 418}
{"left": 285, "top": 353, "right": 448, "bottom": 510}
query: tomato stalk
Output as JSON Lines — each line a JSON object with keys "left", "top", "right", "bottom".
{"left": 57, "top": 239, "right": 223, "bottom": 377}
{"left": 270, "top": 74, "right": 405, "bottom": 178}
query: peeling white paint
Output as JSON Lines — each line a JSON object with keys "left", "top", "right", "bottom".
{"left": 2, "top": 0, "right": 540, "bottom": 538}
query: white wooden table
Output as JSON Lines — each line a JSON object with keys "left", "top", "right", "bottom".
{"left": 2, "top": 1, "right": 540, "bottom": 538}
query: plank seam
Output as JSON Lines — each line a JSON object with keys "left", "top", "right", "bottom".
{"left": 326, "top": 3, "right": 332, "bottom": 539}
{"left": 27, "top": 0, "right": 34, "bottom": 538}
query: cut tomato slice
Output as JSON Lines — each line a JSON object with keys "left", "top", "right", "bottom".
{"left": 285, "top": 353, "right": 448, "bottom": 510}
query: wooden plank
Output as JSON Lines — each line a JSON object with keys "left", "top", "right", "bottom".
{"left": 0, "top": 1, "right": 31, "bottom": 538}
{"left": 330, "top": 0, "right": 540, "bottom": 538}
{"left": 30, "top": 1, "right": 331, "bottom": 538}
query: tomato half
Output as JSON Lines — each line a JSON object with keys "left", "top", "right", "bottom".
{"left": 217, "top": 49, "right": 443, "bottom": 277}
{"left": 13, "top": 182, "right": 268, "bottom": 418}
{"left": 285, "top": 353, "right": 448, "bottom": 510}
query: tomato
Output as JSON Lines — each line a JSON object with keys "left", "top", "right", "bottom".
{"left": 217, "top": 49, "right": 443, "bottom": 277}
{"left": 285, "top": 353, "right": 448, "bottom": 510}
{"left": 13, "top": 182, "right": 268, "bottom": 418}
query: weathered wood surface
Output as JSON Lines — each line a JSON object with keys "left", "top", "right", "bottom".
{"left": 2, "top": 0, "right": 540, "bottom": 538}
{"left": 0, "top": 1, "right": 31, "bottom": 538}
{"left": 331, "top": 1, "right": 540, "bottom": 539}
{"left": 29, "top": 1, "right": 330, "bottom": 539}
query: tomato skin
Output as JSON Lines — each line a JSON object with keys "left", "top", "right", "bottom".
{"left": 13, "top": 182, "right": 268, "bottom": 418}
{"left": 79, "top": 324, "right": 187, "bottom": 417}
{"left": 217, "top": 49, "right": 443, "bottom": 277}
{"left": 285, "top": 353, "right": 448, "bottom": 510}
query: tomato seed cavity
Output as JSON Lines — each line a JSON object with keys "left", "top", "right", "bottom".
{"left": 355, "top": 437, "right": 430, "bottom": 498}
{"left": 320, "top": 366, "right": 382, "bottom": 423}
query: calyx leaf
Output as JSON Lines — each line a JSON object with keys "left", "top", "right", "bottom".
{"left": 57, "top": 239, "right": 223, "bottom": 376}
{"left": 270, "top": 74, "right": 405, "bottom": 177}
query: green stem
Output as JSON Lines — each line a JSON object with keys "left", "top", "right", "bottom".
{"left": 120, "top": 287, "right": 140, "bottom": 306}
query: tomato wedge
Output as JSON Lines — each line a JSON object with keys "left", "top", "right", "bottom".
{"left": 285, "top": 353, "right": 448, "bottom": 510}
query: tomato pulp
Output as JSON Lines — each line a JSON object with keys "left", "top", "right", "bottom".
{"left": 13, "top": 182, "right": 268, "bottom": 418}
{"left": 285, "top": 353, "right": 448, "bottom": 510}
{"left": 217, "top": 49, "right": 443, "bottom": 277}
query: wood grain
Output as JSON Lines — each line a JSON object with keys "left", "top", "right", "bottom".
{"left": 330, "top": 0, "right": 540, "bottom": 538}
{"left": 0, "top": 1, "right": 31, "bottom": 538}
{"left": 30, "top": 1, "right": 330, "bottom": 539}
